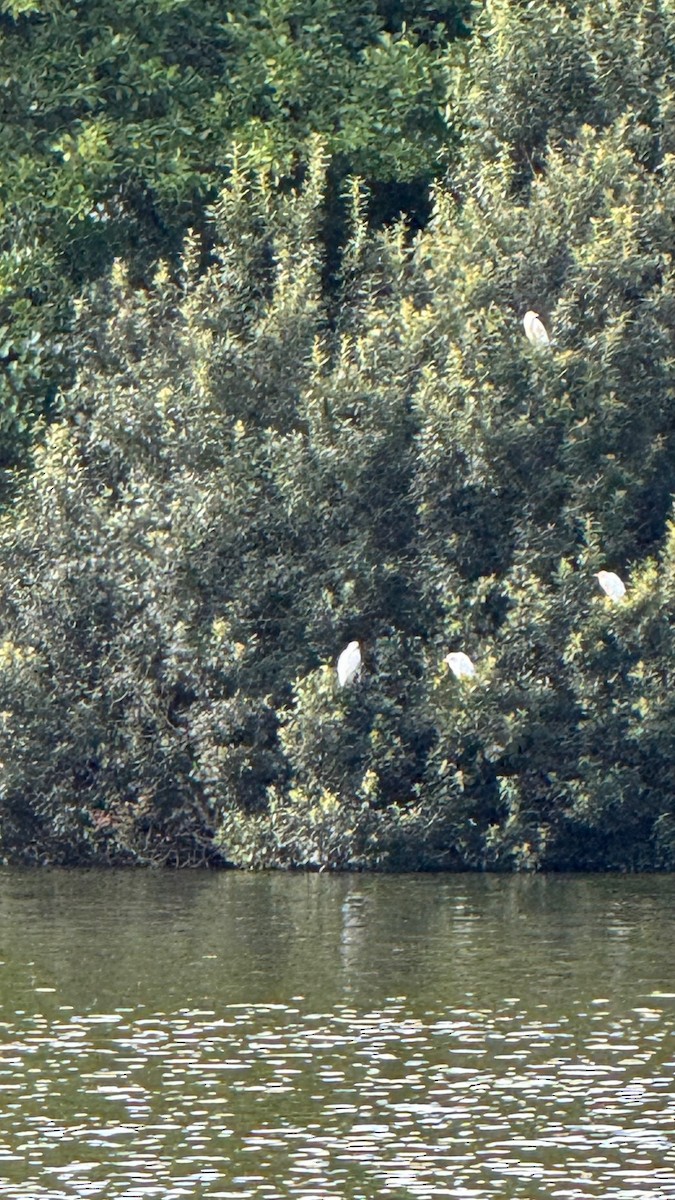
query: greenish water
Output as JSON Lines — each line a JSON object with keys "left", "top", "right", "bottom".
{"left": 0, "top": 871, "right": 673, "bottom": 1199}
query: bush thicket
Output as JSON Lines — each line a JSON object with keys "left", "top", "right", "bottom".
{"left": 0, "top": 0, "right": 469, "bottom": 483}
{"left": 1, "top": 0, "right": 675, "bottom": 869}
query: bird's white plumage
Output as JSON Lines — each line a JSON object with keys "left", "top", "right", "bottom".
{"left": 523, "top": 310, "right": 550, "bottom": 347}
{"left": 337, "top": 640, "right": 362, "bottom": 687}
{"left": 596, "top": 570, "right": 626, "bottom": 601}
{"left": 444, "top": 651, "right": 476, "bottom": 679}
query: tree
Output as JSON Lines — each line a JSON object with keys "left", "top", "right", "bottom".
{"left": 0, "top": 0, "right": 470, "bottom": 488}
{"left": 2, "top": 0, "right": 675, "bottom": 869}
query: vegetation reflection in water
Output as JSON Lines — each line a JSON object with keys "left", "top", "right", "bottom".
{"left": 0, "top": 872, "right": 673, "bottom": 1199}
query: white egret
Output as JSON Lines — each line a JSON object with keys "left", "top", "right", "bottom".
{"left": 337, "top": 640, "right": 362, "bottom": 687}
{"left": 523, "top": 310, "right": 550, "bottom": 348}
{"left": 444, "top": 651, "right": 476, "bottom": 679}
{"left": 596, "top": 570, "right": 626, "bottom": 601}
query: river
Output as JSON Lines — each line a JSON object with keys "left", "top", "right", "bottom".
{"left": 0, "top": 871, "right": 673, "bottom": 1198}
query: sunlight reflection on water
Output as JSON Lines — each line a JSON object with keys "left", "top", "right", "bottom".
{"left": 0, "top": 871, "right": 673, "bottom": 1198}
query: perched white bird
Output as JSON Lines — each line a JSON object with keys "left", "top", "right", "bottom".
{"left": 444, "top": 651, "right": 476, "bottom": 679}
{"left": 337, "top": 640, "right": 362, "bottom": 687}
{"left": 596, "top": 570, "right": 626, "bottom": 601}
{"left": 523, "top": 310, "right": 550, "bottom": 347}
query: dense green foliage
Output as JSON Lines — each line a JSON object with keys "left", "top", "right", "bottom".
{"left": 1, "top": 0, "right": 675, "bottom": 869}
{"left": 0, "top": 0, "right": 468, "bottom": 482}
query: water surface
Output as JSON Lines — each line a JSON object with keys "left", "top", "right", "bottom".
{"left": 0, "top": 871, "right": 673, "bottom": 1198}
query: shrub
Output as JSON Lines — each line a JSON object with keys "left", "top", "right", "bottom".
{"left": 0, "top": 0, "right": 470, "bottom": 482}
{"left": 3, "top": 0, "right": 675, "bottom": 868}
